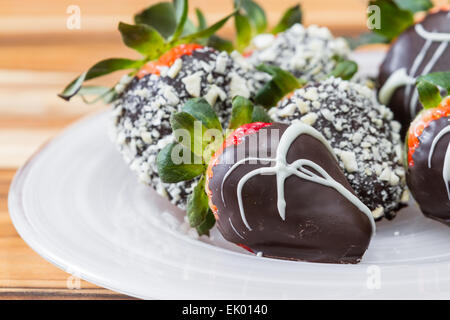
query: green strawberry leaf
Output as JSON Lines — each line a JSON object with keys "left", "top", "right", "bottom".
{"left": 237, "top": 0, "right": 267, "bottom": 34}
{"left": 329, "top": 59, "right": 358, "bottom": 80}
{"left": 271, "top": 4, "right": 302, "bottom": 34}
{"left": 181, "top": 18, "right": 198, "bottom": 36}
{"left": 350, "top": 0, "right": 430, "bottom": 48}
{"left": 180, "top": 98, "right": 224, "bottom": 164}
{"left": 403, "top": 130, "right": 409, "bottom": 167}
{"left": 170, "top": 111, "right": 208, "bottom": 157}
{"left": 181, "top": 98, "right": 222, "bottom": 131}
{"left": 118, "top": 22, "right": 167, "bottom": 58}
{"left": 176, "top": 10, "right": 237, "bottom": 44}
{"left": 417, "top": 72, "right": 450, "bottom": 91}
{"left": 369, "top": 0, "right": 414, "bottom": 41}
{"left": 229, "top": 96, "right": 254, "bottom": 129}
{"left": 192, "top": 9, "right": 233, "bottom": 49}
{"left": 134, "top": 2, "right": 177, "bottom": 39}
{"left": 195, "top": 8, "right": 207, "bottom": 30}
{"left": 59, "top": 73, "right": 88, "bottom": 101}
{"left": 203, "top": 138, "right": 224, "bottom": 165}
{"left": 77, "top": 85, "right": 110, "bottom": 96}
{"left": 344, "top": 32, "right": 389, "bottom": 49}
{"left": 186, "top": 175, "right": 212, "bottom": 229}
{"left": 208, "top": 35, "right": 234, "bottom": 52}
{"left": 157, "top": 142, "right": 204, "bottom": 183}
{"left": 195, "top": 209, "right": 216, "bottom": 236}
{"left": 416, "top": 71, "right": 450, "bottom": 109}
{"left": 190, "top": 9, "right": 208, "bottom": 45}
{"left": 235, "top": 13, "right": 253, "bottom": 52}
{"left": 172, "top": 0, "right": 189, "bottom": 40}
{"left": 416, "top": 80, "right": 442, "bottom": 110}
{"left": 58, "top": 58, "right": 141, "bottom": 100}
{"left": 60, "top": 2, "right": 238, "bottom": 104}
{"left": 255, "top": 64, "right": 302, "bottom": 108}
{"left": 78, "top": 86, "right": 118, "bottom": 104}
{"left": 394, "top": 0, "right": 433, "bottom": 13}
{"left": 251, "top": 105, "right": 272, "bottom": 123}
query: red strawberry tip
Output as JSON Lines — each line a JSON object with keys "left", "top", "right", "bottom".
{"left": 137, "top": 43, "right": 204, "bottom": 78}
{"left": 407, "top": 97, "right": 450, "bottom": 167}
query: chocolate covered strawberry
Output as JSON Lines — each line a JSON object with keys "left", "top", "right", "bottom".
{"left": 271, "top": 77, "right": 406, "bottom": 221}
{"left": 229, "top": 0, "right": 348, "bottom": 82}
{"left": 206, "top": 121, "right": 375, "bottom": 263}
{"left": 378, "top": 6, "right": 450, "bottom": 137}
{"left": 246, "top": 24, "right": 350, "bottom": 82}
{"left": 405, "top": 72, "right": 450, "bottom": 226}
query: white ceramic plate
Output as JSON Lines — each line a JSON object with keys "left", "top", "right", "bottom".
{"left": 8, "top": 51, "right": 450, "bottom": 299}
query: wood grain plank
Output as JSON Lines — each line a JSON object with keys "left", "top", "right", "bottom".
{"left": 0, "top": 0, "right": 366, "bottom": 29}
{"left": 0, "top": 128, "right": 59, "bottom": 168}
{"left": 0, "top": 115, "right": 78, "bottom": 169}
{"left": 0, "top": 70, "right": 109, "bottom": 116}
{"left": 0, "top": 288, "right": 135, "bottom": 300}
{"left": 0, "top": 0, "right": 370, "bottom": 72}
{"left": 1, "top": 0, "right": 447, "bottom": 72}
{"left": 0, "top": 70, "right": 108, "bottom": 168}
{"left": 1, "top": 0, "right": 446, "bottom": 300}
{"left": 0, "top": 168, "right": 131, "bottom": 299}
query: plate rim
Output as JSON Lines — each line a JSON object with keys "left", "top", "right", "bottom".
{"left": 7, "top": 112, "right": 150, "bottom": 299}
{"left": 9, "top": 109, "right": 450, "bottom": 300}
{"left": 8, "top": 50, "right": 450, "bottom": 298}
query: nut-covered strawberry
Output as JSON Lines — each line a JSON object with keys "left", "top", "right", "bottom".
{"left": 245, "top": 24, "right": 350, "bottom": 82}
{"left": 111, "top": 45, "right": 268, "bottom": 209}
{"left": 205, "top": 121, "right": 375, "bottom": 263}
{"left": 405, "top": 72, "right": 450, "bottom": 226}
{"left": 58, "top": 1, "right": 271, "bottom": 227}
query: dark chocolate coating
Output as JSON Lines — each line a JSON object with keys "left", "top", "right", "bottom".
{"left": 208, "top": 123, "right": 373, "bottom": 263}
{"left": 274, "top": 78, "right": 406, "bottom": 220}
{"left": 407, "top": 116, "right": 450, "bottom": 226}
{"left": 378, "top": 10, "right": 450, "bottom": 137}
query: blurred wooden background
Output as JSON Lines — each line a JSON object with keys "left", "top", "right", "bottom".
{"left": 0, "top": 0, "right": 446, "bottom": 299}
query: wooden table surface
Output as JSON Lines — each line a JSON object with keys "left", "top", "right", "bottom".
{"left": 1, "top": 0, "right": 446, "bottom": 300}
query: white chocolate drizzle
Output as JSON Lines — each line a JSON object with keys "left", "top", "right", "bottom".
{"left": 427, "top": 119, "right": 450, "bottom": 201}
{"left": 229, "top": 217, "right": 245, "bottom": 239}
{"left": 378, "top": 68, "right": 415, "bottom": 105}
{"left": 220, "top": 123, "right": 376, "bottom": 233}
{"left": 415, "top": 23, "right": 450, "bottom": 42}
{"left": 380, "top": 12, "right": 450, "bottom": 116}
{"left": 403, "top": 37, "right": 432, "bottom": 112}
{"left": 443, "top": 144, "right": 450, "bottom": 201}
